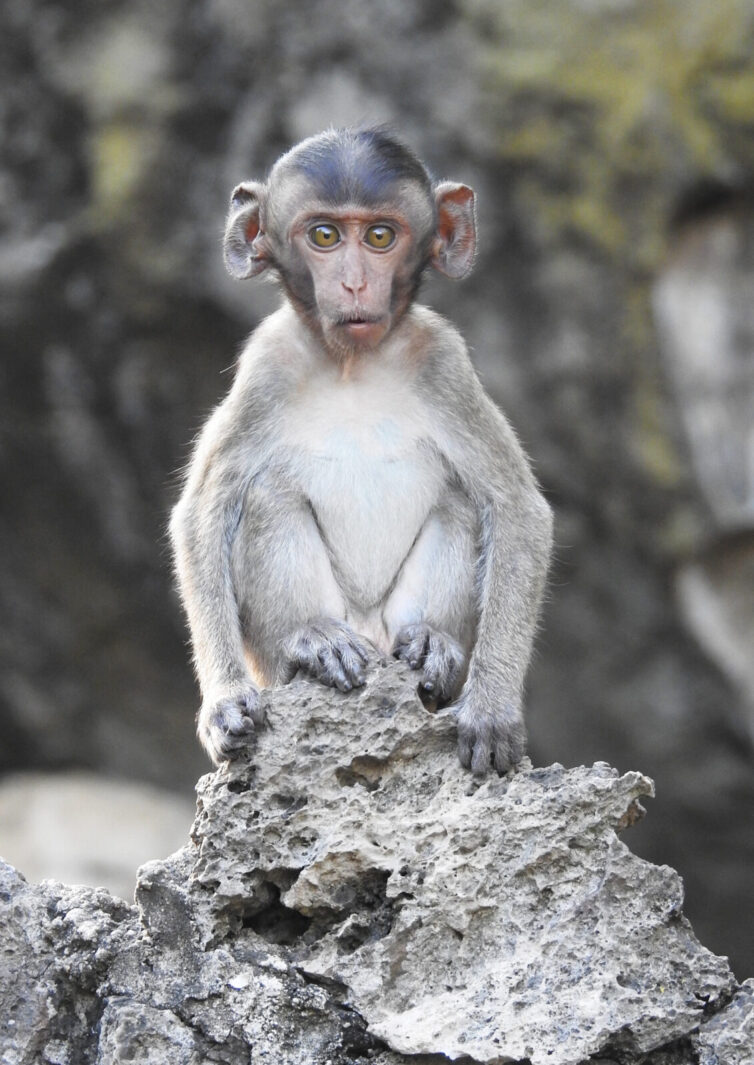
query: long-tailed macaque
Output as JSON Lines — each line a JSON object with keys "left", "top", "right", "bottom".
{"left": 170, "top": 128, "right": 553, "bottom": 774}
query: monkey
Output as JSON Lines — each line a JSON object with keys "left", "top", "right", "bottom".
{"left": 170, "top": 127, "right": 553, "bottom": 775}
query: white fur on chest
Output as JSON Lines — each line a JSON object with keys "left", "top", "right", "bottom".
{"left": 280, "top": 368, "right": 444, "bottom": 608}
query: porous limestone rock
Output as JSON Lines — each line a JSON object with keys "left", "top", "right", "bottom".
{"left": 1, "top": 660, "right": 752, "bottom": 1065}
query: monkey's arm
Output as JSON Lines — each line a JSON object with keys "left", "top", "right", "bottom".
{"left": 170, "top": 399, "right": 269, "bottom": 763}
{"left": 424, "top": 339, "right": 553, "bottom": 773}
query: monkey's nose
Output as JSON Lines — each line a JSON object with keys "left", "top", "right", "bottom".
{"left": 342, "top": 275, "right": 367, "bottom": 295}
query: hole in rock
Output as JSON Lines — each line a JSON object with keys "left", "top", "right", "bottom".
{"left": 333, "top": 870, "right": 398, "bottom": 954}
{"left": 333, "top": 868, "right": 391, "bottom": 912}
{"left": 336, "top": 755, "right": 387, "bottom": 791}
{"left": 244, "top": 885, "right": 311, "bottom": 945}
{"left": 273, "top": 867, "right": 302, "bottom": 892}
{"left": 227, "top": 779, "right": 251, "bottom": 794}
{"left": 336, "top": 906, "right": 396, "bottom": 954}
{"left": 270, "top": 793, "right": 308, "bottom": 816}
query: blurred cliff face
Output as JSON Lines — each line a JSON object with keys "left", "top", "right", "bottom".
{"left": 0, "top": 0, "right": 752, "bottom": 973}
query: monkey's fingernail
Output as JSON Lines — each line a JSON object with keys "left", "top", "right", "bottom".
{"left": 409, "top": 659, "right": 418, "bottom": 668}
{"left": 423, "top": 681, "right": 434, "bottom": 692}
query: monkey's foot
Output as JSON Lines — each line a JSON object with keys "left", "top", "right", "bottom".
{"left": 282, "top": 618, "right": 370, "bottom": 692}
{"left": 454, "top": 696, "right": 526, "bottom": 775}
{"left": 392, "top": 622, "right": 465, "bottom": 704}
{"left": 198, "top": 688, "right": 267, "bottom": 764}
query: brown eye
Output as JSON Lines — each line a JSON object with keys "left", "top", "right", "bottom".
{"left": 365, "top": 224, "right": 396, "bottom": 249}
{"left": 308, "top": 223, "right": 340, "bottom": 248}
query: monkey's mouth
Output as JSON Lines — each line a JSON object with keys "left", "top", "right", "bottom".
{"left": 335, "top": 312, "right": 382, "bottom": 326}
{"left": 333, "top": 312, "right": 388, "bottom": 347}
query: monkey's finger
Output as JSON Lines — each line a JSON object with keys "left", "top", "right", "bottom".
{"left": 492, "top": 729, "right": 525, "bottom": 774}
{"left": 211, "top": 700, "right": 259, "bottom": 737}
{"left": 470, "top": 740, "right": 494, "bottom": 776}
{"left": 348, "top": 635, "right": 372, "bottom": 665}
{"left": 336, "top": 640, "right": 367, "bottom": 687}
{"left": 326, "top": 619, "right": 371, "bottom": 659}
{"left": 456, "top": 714, "right": 496, "bottom": 775}
{"left": 317, "top": 646, "right": 353, "bottom": 692}
{"left": 457, "top": 732, "right": 474, "bottom": 770}
{"left": 237, "top": 692, "right": 267, "bottom": 727}
{"left": 206, "top": 728, "right": 251, "bottom": 763}
{"left": 200, "top": 703, "right": 258, "bottom": 764}
{"left": 456, "top": 712, "right": 477, "bottom": 767}
{"left": 285, "top": 633, "right": 324, "bottom": 679}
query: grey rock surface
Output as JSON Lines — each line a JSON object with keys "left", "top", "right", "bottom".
{"left": 695, "top": 979, "right": 754, "bottom": 1065}
{"left": 1, "top": 662, "right": 752, "bottom": 1065}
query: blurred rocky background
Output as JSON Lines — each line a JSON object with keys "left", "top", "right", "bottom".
{"left": 0, "top": 0, "right": 752, "bottom": 975}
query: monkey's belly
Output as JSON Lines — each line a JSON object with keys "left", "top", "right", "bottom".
{"left": 301, "top": 446, "right": 445, "bottom": 611}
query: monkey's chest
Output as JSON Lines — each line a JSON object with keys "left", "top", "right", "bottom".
{"left": 289, "top": 418, "right": 444, "bottom": 607}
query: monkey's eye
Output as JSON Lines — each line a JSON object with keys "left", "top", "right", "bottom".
{"left": 308, "top": 223, "right": 341, "bottom": 248}
{"left": 365, "top": 224, "right": 396, "bottom": 249}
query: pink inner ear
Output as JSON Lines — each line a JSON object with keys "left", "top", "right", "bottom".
{"left": 244, "top": 217, "right": 260, "bottom": 242}
{"left": 437, "top": 186, "right": 475, "bottom": 243}
{"left": 437, "top": 215, "right": 454, "bottom": 243}
{"left": 443, "top": 186, "right": 474, "bottom": 209}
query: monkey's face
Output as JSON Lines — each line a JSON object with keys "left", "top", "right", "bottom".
{"left": 283, "top": 201, "right": 429, "bottom": 356}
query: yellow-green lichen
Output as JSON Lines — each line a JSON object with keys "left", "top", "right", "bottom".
{"left": 90, "top": 121, "right": 158, "bottom": 223}
{"left": 471, "top": 0, "right": 754, "bottom": 262}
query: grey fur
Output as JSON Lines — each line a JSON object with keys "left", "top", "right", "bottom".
{"left": 170, "top": 131, "right": 553, "bottom": 773}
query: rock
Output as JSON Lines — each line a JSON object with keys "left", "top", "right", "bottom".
{"left": 1, "top": 662, "right": 750, "bottom": 1064}
{"left": 695, "top": 979, "right": 754, "bottom": 1065}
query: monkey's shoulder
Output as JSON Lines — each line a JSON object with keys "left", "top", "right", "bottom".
{"left": 407, "top": 304, "right": 468, "bottom": 356}
{"left": 235, "top": 304, "right": 315, "bottom": 382}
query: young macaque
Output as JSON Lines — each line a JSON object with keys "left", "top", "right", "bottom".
{"left": 170, "top": 128, "right": 552, "bottom": 774}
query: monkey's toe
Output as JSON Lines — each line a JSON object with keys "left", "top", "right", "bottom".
{"left": 394, "top": 624, "right": 464, "bottom": 704}
{"left": 392, "top": 623, "right": 429, "bottom": 668}
{"left": 283, "top": 618, "right": 370, "bottom": 692}
{"left": 422, "top": 632, "right": 464, "bottom": 702}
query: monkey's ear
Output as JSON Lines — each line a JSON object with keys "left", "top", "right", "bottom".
{"left": 431, "top": 183, "right": 477, "bottom": 280}
{"left": 223, "top": 181, "right": 271, "bottom": 280}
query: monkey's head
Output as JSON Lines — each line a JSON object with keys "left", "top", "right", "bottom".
{"left": 223, "top": 128, "right": 476, "bottom": 358}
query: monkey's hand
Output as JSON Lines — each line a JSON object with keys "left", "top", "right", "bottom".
{"left": 454, "top": 691, "right": 526, "bottom": 775}
{"left": 198, "top": 686, "right": 266, "bottom": 765}
{"left": 282, "top": 617, "right": 371, "bottom": 692}
{"left": 392, "top": 622, "right": 465, "bottom": 704}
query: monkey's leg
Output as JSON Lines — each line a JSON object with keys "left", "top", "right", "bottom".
{"left": 382, "top": 500, "right": 478, "bottom": 702}
{"left": 232, "top": 477, "right": 372, "bottom": 693}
